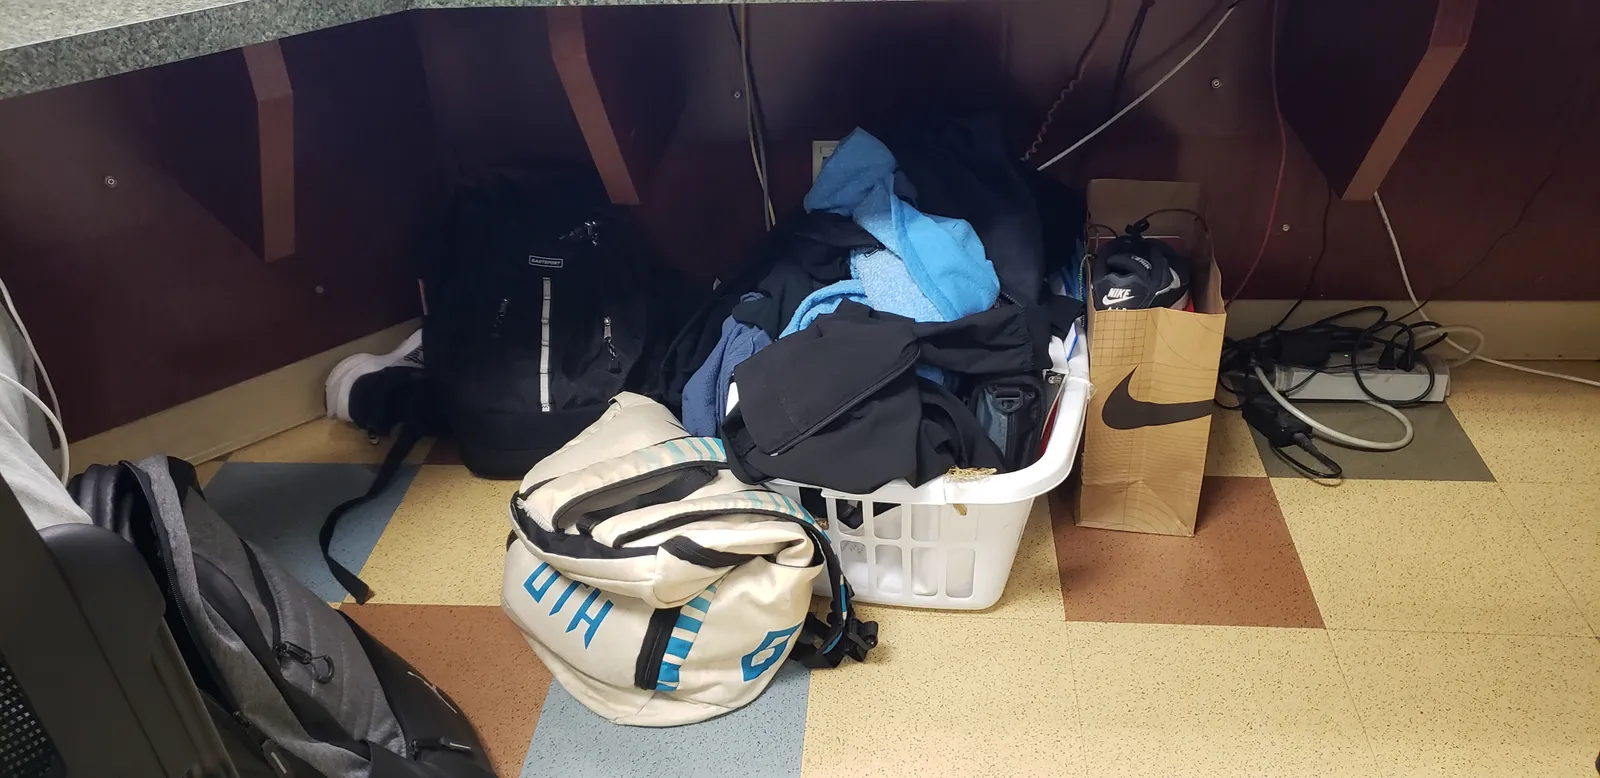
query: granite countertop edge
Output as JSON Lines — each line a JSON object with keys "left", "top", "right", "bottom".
{"left": 0, "top": 0, "right": 869, "bottom": 101}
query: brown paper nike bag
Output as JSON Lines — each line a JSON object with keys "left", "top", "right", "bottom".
{"left": 1077, "top": 180, "right": 1226, "bottom": 536}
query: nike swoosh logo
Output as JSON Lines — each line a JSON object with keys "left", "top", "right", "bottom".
{"left": 1157, "top": 268, "right": 1182, "bottom": 295}
{"left": 1100, "top": 370, "right": 1213, "bottom": 430}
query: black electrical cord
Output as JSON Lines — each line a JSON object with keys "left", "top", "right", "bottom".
{"left": 1073, "top": 0, "right": 1155, "bottom": 178}
{"left": 1137, "top": 207, "right": 1210, "bottom": 237}
{"left": 1225, "top": 304, "right": 1439, "bottom": 479}
{"left": 1221, "top": 305, "right": 1446, "bottom": 411}
{"left": 727, "top": 5, "right": 775, "bottom": 226}
{"left": 1109, "top": 0, "right": 1155, "bottom": 115}
{"left": 1271, "top": 435, "right": 1343, "bottom": 480}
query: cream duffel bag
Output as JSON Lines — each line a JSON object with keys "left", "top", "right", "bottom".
{"left": 501, "top": 393, "right": 877, "bottom": 726}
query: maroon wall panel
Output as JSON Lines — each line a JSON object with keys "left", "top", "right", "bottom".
{"left": 0, "top": 0, "right": 1596, "bottom": 440}
{"left": 635, "top": 0, "right": 1600, "bottom": 302}
{"left": 0, "top": 13, "right": 438, "bottom": 439}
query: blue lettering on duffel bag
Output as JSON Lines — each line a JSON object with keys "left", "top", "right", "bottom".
{"left": 524, "top": 562, "right": 614, "bottom": 648}
{"left": 740, "top": 625, "right": 800, "bottom": 681}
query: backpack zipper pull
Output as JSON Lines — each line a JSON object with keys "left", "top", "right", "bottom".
{"left": 410, "top": 738, "right": 475, "bottom": 759}
{"left": 275, "top": 641, "right": 336, "bottom": 684}
{"left": 603, "top": 316, "right": 620, "bottom": 373}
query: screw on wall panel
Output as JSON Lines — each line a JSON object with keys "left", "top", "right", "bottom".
{"left": 1281, "top": 223, "right": 1292, "bottom": 232}
{"left": 731, "top": 89, "right": 743, "bottom": 100}
{"left": 314, "top": 285, "right": 326, "bottom": 295}
{"left": 1210, "top": 78, "right": 1223, "bottom": 89}
{"left": 103, "top": 176, "right": 117, "bottom": 188}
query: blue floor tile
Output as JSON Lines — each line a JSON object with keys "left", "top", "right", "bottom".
{"left": 203, "top": 462, "right": 418, "bottom": 601}
{"left": 521, "top": 663, "right": 811, "bottom": 778}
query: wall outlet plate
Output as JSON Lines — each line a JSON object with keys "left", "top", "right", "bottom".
{"left": 811, "top": 140, "right": 838, "bottom": 182}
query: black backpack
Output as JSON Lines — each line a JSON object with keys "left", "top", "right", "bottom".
{"left": 422, "top": 171, "right": 663, "bottom": 477}
{"left": 322, "top": 171, "right": 682, "bottom": 603}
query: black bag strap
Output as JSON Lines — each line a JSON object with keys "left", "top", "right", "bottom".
{"left": 785, "top": 519, "right": 877, "bottom": 669}
{"left": 321, "top": 413, "right": 425, "bottom": 604}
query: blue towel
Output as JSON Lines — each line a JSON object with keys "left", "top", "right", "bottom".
{"left": 851, "top": 249, "right": 942, "bottom": 324}
{"left": 683, "top": 298, "right": 773, "bottom": 436}
{"left": 780, "top": 280, "right": 865, "bottom": 338}
{"left": 803, "top": 128, "right": 998, "bottom": 321}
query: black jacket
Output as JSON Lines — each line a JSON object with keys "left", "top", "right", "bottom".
{"left": 876, "top": 116, "right": 1082, "bottom": 305}
{"left": 730, "top": 213, "right": 879, "bottom": 338}
{"left": 657, "top": 212, "right": 876, "bottom": 414}
{"left": 722, "top": 301, "right": 1052, "bottom": 493}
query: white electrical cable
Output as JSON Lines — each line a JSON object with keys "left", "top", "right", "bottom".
{"left": 0, "top": 277, "right": 68, "bottom": 483}
{"left": 1254, "top": 365, "right": 1415, "bottom": 450}
{"left": 0, "top": 373, "right": 68, "bottom": 483}
{"left": 1373, "top": 191, "right": 1600, "bottom": 389}
{"left": 1036, "top": 2, "right": 1239, "bottom": 172}
{"left": 1410, "top": 323, "right": 1484, "bottom": 367}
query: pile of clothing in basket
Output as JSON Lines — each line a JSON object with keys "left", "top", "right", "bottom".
{"left": 299, "top": 118, "right": 1092, "bottom": 732}
{"left": 663, "top": 117, "right": 1086, "bottom": 495}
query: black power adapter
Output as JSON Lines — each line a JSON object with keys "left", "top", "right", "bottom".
{"left": 1240, "top": 393, "right": 1343, "bottom": 480}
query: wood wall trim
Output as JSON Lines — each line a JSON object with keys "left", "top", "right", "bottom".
{"left": 1341, "top": 0, "right": 1476, "bottom": 201}
{"left": 546, "top": 6, "right": 686, "bottom": 207}
{"left": 547, "top": 7, "right": 640, "bottom": 205}
{"left": 1280, "top": 0, "right": 1479, "bottom": 201}
{"left": 241, "top": 41, "right": 296, "bottom": 260}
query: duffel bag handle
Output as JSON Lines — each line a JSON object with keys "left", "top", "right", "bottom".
{"left": 518, "top": 437, "right": 728, "bottom": 536}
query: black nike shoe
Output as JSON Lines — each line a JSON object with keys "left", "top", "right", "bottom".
{"left": 1092, "top": 221, "right": 1192, "bottom": 311}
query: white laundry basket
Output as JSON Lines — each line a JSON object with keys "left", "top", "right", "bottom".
{"left": 770, "top": 334, "right": 1092, "bottom": 610}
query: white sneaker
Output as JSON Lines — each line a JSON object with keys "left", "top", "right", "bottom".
{"left": 325, "top": 329, "right": 423, "bottom": 423}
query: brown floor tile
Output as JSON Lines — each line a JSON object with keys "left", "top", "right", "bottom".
{"left": 423, "top": 437, "right": 462, "bottom": 465}
{"left": 1052, "top": 476, "right": 1323, "bottom": 628}
{"left": 341, "top": 604, "right": 549, "bottom": 777}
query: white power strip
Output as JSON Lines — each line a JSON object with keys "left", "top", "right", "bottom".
{"left": 1274, "top": 353, "right": 1451, "bottom": 403}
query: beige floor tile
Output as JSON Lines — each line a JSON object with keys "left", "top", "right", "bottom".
{"left": 1330, "top": 630, "right": 1600, "bottom": 778}
{"left": 1274, "top": 479, "right": 1588, "bottom": 635}
{"left": 963, "top": 496, "right": 1066, "bottom": 621}
{"left": 802, "top": 609, "right": 1082, "bottom": 778}
{"left": 1448, "top": 360, "right": 1600, "bottom": 484}
{"left": 1071, "top": 622, "right": 1375, "bottom": 777}
{"left": 1501, "top": 482, "right": 1600, "bottom": 634}
{"left": 230, "top": 418, "right": 432, "bottom": 465}
{"left": 357, "top": 465, "right": 511, "bottom": 605}
{"left": 1205, "top": 409, "right": 1266, "bottom": 477}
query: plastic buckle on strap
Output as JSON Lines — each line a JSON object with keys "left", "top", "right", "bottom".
{"left": 842, "top": 617, "right": 878, "bottom": 662}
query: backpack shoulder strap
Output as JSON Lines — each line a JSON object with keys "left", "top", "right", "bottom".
{"left": 320, "top": 415, "right": 425, "bottom": 604}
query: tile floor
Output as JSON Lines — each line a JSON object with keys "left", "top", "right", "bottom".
{"left": 195, "top": 360, "right": 1600, "bottom": 777}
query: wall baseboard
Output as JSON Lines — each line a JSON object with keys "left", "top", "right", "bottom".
{"left": 1225, "top": 300, "right": 1600, "bottom": 360}
{"left": 70, "top": 320, "right": 419, "bottom": 470}
{"left": 63, "top": 301, "right": 1599, "bottom": 471}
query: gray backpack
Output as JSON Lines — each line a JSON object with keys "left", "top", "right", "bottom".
{"left": 68, "top": 457, "right": 495, "bottom": 778}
